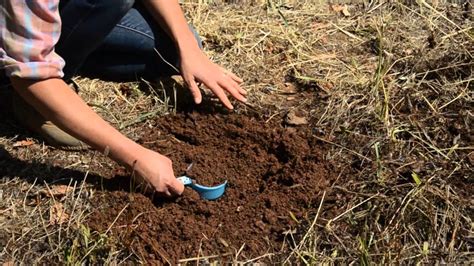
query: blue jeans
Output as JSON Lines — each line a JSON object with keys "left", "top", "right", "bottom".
{"left": 1, "top": 0, "right": 202, "bottom": 85}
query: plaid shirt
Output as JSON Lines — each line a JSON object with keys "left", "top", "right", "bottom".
{"left": 0, "top": 1, "right": 65, "bottom": 80}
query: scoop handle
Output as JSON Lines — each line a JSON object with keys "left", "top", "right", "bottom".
{"left": 177, "top": 176, "right": 193, "bottom": 186}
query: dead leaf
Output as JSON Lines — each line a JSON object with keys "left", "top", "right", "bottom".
{"left": 50, "top": 202, "right": 69, "bottom": 225}
{"left": 285, "top": 110, "right": 308, "bottom": 126}
{"left": 13, "top": 139, "right": 35, "bottom": 147}
{"left": 331, "top": 4, "right": 351, "bottom": 17}
{"left": 331, "top": 4, "right": 343, "bottom": 12}
{"left": 320, "top": 82, "right": 334, "bottom": 92}
{"left": 312, "top": 22, "right": 331, "bottom": 30}
{"left": 341, "top": 7, "right": 351, "bottom": 17}
{"left": 279, "top": 82, "right": 298, "bottom": 94}
{"left": 38, "top": 185, "right": 73, "bottom": 199}
{"left": 3, "top": 261, "right": 15, "bottom": 266}
{"left": 320, "top": 35, "right": 329, "bottom": 44}
{"left": 50, "top": 185, "right": 73, "bottom": 196}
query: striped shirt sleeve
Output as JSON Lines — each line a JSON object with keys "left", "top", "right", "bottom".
{"left": 0, "top": 0, "right": 65, "bottom": 80}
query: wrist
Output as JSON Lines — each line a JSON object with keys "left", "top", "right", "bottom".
{"left": 176, "top": 34, "right": 201, "bottom": 54}
{"left": 107, "top": 138, "right": 146, "bottom": 170}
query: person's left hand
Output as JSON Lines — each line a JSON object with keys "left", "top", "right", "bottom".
{"left": 179, "top": 47, "right": 247, "bottom": 110}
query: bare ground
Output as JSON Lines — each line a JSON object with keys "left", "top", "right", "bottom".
{"left": 0, "top": 0, "right": 473, "bottom": 264}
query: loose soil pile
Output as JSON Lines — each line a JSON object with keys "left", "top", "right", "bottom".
{"left": 87, "top": 112, "right": 336, "bottom": 263}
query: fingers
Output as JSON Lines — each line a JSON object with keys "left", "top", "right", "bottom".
{"left": 152, "top": 180, "right": 183, "bottom": 198}
{"left": 195, "top": 67, "right": 246, "bottom": 110}
{"left": 208, "top": 82, "right": 234, "bottom": 109}
{"left": 185, "top": 75, "right": 202, "bottom": 104}
{"left": 218, "top": 78, "right": 247, "bottom": 103}
{"left": 169, "top": 178, "right": 185, "bottom": 196}
{"left": 185, "top": 64, "right": 247, "bottom": 110}
{"left": 153, "top": 171, "right": 184, "bottom": 197}
{"left": 220, "top": 67, "right": 244, "bottom": 83}
{"left": 220, "top": 68, "right": 247, "bottom": 101}
{"left": 141, "top": 181, "right": 156, "bottom": 195}
{"left": 204, "top": 79, "right": 248, "bottom": 110}
{"left": 237, "top": 86, "right": 248, "bottom": 96}
{"left": 232, "top": 80, "right": 247, "bottom": 96}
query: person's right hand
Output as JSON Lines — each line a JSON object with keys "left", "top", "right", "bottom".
{"left": 132, "top": 148, "right": 185, "bottom": 197}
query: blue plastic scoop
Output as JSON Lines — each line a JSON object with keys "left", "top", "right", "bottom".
{"left": 177, "top": 176, "right": 227, "bottom": 200}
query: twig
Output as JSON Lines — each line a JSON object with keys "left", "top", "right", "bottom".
{"left": 313, "top": 135, "right": 372, "bottom": 162}
{"left": 105, "top": 203, "right": 129, "bottom": 235}
{"left": 329, "top": 22, "right": 363, "bottom": 42}
{"left": 119, "top": 109, "right": 164, "bottom": 130}
{"left": 178, "top": 252, "right": 233, "bottom": 263}
{"left": 326, "top": 193, "right": 379, "bottom": 228}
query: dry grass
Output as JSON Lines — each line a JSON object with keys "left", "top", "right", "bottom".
{"left": 0, "top": 0, "right": 472, "bottom": 264}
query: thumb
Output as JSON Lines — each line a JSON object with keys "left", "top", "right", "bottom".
{"left": 185, "top": 76, "right": 202, "bottom": 104}
{"left": 170, "top": 178, "right": 186, "bottom": 196}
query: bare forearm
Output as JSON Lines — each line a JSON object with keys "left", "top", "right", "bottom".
{"left": 143, "top": 0, "right": 199, "bottom": 51}
{"left": 10, "top": 78, "right": 144, "bottom": 168}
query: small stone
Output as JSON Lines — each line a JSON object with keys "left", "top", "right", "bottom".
{"left": 279, "top": 82, "right": 298, "bottom": 94}
{"left": 255, "top": 220, "right": 266, "bottom": 230}
{"left": 285, "top": 110, "right": 308, "bottom": 126}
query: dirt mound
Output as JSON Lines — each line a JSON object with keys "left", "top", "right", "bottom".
{"left": 87, "top": 113, "right": 335, "bottom": 263}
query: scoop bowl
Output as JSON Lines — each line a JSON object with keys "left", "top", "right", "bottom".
{"left": 177, "top": 176, "right": 228, "bottom": 200}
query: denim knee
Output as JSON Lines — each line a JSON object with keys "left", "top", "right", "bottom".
{"left": 117, "top": 0, "right": 135, "bottom": 14}
{"left": 189, "top": 25, "right": 203, "bottom": 50}
{"left": 95, "top": 0, "right": 135, "bottom": 17}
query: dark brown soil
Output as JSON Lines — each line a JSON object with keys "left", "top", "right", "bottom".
{"left": 86, "top": 112, "right": 336, "bottom": 263}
